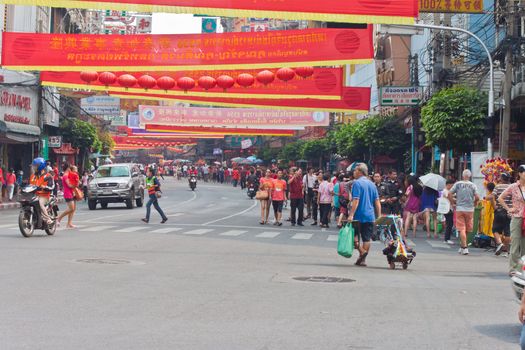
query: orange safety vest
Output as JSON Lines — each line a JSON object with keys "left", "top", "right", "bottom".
{"left": 31, "top": 174, "right": 51, "bottom": 198}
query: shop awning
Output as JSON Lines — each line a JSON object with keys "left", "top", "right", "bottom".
{"left": 0, "top": 121, "right": 41, "bottom": 143}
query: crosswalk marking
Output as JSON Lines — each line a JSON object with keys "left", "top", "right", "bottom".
{"left": 327, "top": 235, "right": 338, "bottom": 242}
{"left": 150, "top": 227, "right": 183, "bottom": 234}
{"left": 115, "top": 227, "right": 146, "bottom": 233}
{"left": 168, "top": 213, "right": 185, "bottom": 217}
{"left": 0, "top": 224, "right": 16, "bottom": 228}
{"left": 256, "top": 231, "right": 281, "bottom": 238}
{"left": 80, "top": 225, "right": 115, "bottom": 232}
{"left": 291, "top": 233, "right": 313, "bottom": 240}
{"left": 183, "top": 229, "right": 214, "bottom": 235}
{"left": 406, "top": 239, "right": 416, "bottom": 247}
{"left": 426, "top": 241, "right": 451, "bottom": 249}
{"left": 220, "top": 230, "right": 247, "bottom": 236}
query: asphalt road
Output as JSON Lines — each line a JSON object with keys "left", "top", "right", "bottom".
{"left": 0, "top": 178, "right": 521, "bottom": 349}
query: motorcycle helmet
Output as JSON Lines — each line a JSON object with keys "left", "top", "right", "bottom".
{"left": 32, "top": 157, "right": 46, "bottom": 172}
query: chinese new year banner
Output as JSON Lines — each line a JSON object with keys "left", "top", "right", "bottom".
{"left": 419, "top": 0, "right": 483, "bottom": 13}
{"left": 41, "top": 68, "right": 344, "bottom": 100}
{"left": 138, "top": 105, "right": 329, "bottom": 128}
{"left": 113, "top": 87, "right": 371, "bottom": 113}
{"left": 2, "top": 28, "right": 373, "bottom": 72}
{"left": 2, "top": 0, "right": 417, "bottom": 24}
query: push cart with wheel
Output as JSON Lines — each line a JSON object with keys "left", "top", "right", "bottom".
{"left": 376, "top": 215, "right": 416, "bottom": 270}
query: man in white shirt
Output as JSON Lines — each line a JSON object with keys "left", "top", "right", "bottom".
{"left": 303, "top": 168, "right": 317, "bottom": 219}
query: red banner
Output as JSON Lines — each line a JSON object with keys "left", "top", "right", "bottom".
{"left": 113, "top": 87, "right": 371, "bottom": 113}
{"left": 2, "top": 0, "right": 417, "bottom": 25}
{"left": 145, "top": 125, "right": 296, "bottom": 137}
{"left": 2, "top": 28, "right": 373, "bottom": 72}
{"left": 41, "top": 68, "right": 343, "bottom": 100}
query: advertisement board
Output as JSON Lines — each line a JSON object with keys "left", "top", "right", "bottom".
{"left": 380, "top": 86, "right": 422, "bottom": 106}
{"left": 419, "top": 0, "right": 483, "bottom": 13}
{"left": 81, "top": 96, "right": 121, "bottom": 116}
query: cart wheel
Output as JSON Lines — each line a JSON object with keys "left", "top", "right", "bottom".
{"left": 389, "top": 262, "right": 396, "bottom": 270}
{"left": 403, "top": 262, "right": 408, "bottom": 270}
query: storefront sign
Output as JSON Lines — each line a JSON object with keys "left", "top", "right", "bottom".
{"left": 0, "top": 86, "right": 39, "bottom": 126}
{"left": 115, "top": 86, "right": 371, "bottom": 113}
{"left": 103, "top": 114, "right": 127, "bottom": 126}
{"left": 139, "top": 105, "right": 330, "bottom": 128}
{"left": 49, "top": 136, "right": 62, "bottom": 148}
{"left": 1, "top": 0, "right": 418, "bottom": 25}
{"left": 380, "top": 86, "right": 422, "bottom": 106}
{"left": 419, "top": 0, "right": 483, "bottom": 13}
{"left": 2, "top": 28, "right": 373, "bottom": 71}
{"left": 41, "top": 68, "right": 344, "bottom": 100}
{"left": 80, "top": 96, "right": 121, "bottom": 115}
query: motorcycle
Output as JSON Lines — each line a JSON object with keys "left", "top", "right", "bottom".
{"left": 189, "top": 176, "right": 197, "bottom": 191}
{"left": 18, "top": 185, "right": 59, "bottom": 237}
{"left": 247, "top": 183, "right": 256, "bottom": 199}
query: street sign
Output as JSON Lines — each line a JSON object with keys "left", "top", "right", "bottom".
{"left": 201, "top": 18, "right": 217, "bottom": 33}
{"left": 380, "top": 86, "right": 422, "bottom": 106}
{"left": 81, "top": 96, "right": 121, "bottom": 116}
{"left": 419, "top": 0, "right": 483, "bottom": 13}
{"left": 49, "top": 136, "right": 62, "bottom": 148}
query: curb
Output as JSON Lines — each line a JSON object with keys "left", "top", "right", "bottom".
{"left": 0, "top": 197, "right": 65, "bottom": 211}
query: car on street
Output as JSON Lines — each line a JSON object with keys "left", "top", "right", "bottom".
{"left": 87, "top": 163, "right": 144, "bottom": 210}
{"left": 511, "top": 256, "right": 525, "bottom": 301}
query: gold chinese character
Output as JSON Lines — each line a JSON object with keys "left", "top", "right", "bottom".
{"left": 158, "top": 37, "right": 172, "bottom": 50}
{"left": 64, "top": 37, "right": 77, "bottom": 49}
{"left": 49, "top": 37, "right": 63, "bottom": 50}
{"left": 79, "top": 37, "right": 91, "bottom": 50}
{"left": 94, "top": 38, "right": 107, "bottom": 49}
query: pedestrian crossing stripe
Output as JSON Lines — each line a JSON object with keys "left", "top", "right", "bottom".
{"left": 115, "top": 227, "right": 146, "bottom": 233}
{"left": 80, "top": 225, "right": 115, "bottom": 232}
{"left": 150, "top": 227, "right": 183, "bottom": 234}
{"left": 426, "top": 241, "right": 451, "bottom": 249}
{"left": 183, "top": 229, "right": 214, "bottom": 235}
{"left": 256, "top": 231, "right": 281, "bottom": 238}
{"left": 292, "top": 233, "right": 313, "bottom": 240}
{"left": 327, "top": 235, "right": 338, "bottom": 241}
{"left": 220, "top": 230, "right": 247, "bottom": 236}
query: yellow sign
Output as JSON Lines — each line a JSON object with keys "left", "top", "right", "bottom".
{"left": 419, "top": 0, "right": 484, "bottom": 13}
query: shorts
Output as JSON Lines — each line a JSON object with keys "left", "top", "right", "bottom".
{"left": 456, "top": 211, "right": 474, "bottom": 233}
{"left": 354, "top": 222, "right": 374, "bottom": 243}
{"left": 65, "top": 198, "right": 75, "bottom": 203}
{"left": 492, "top": 208, "right": 511, "bottom": 237}
{"left": 272, "top": 200, "right": 284, "bottom": 213}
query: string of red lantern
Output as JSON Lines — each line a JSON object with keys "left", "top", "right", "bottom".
{"left": 79, "top": 67, "right": 315, "bottom": 91}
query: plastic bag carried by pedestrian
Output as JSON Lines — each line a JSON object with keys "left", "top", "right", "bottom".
{"left": 337, "top": 223, "right": 354, "bottom": 258}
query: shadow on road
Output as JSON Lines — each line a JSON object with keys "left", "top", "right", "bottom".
{"left": 474, "top": 323, "right": 521, "bottom": 344}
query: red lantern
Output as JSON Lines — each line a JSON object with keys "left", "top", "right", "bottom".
{"left": 294, "top": 67, "right": 314, "bottom": 79}
{"left": 157, "top": 76, "right": 176, "bottom": 91}
{"left": 276, "top": 67, "right": 295, "bottom": 82}
{"left": 256, "top": 70, "right": 275, "bottom": 85}
{"left": 216, "top": 75, "right": 235, "bottom": 90}
{"left": 198, "top": 76, "right": 217, "bottom": 90}
{"left": 236, "top": 73, "right": 255, "bottom": 88}
{"left": 80, "top": 71, "right": 98, "bottom": 84}
{"left": 177, "top": 77, "right": 195, "bottom": 92}
{"left": 118, "top": 74, "right": 138, "bottom": 89}
{"left": 137, "top": 74, "right": 157, "bottom": 90}
{"left": 98, "top": 71, "right": 117, "bottom": 86}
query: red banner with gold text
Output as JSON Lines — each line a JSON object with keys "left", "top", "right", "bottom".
{"left": 112, "top": 87, "right": 371, "bottom": 113}
{"left": 2, "top": 28, "right": 373, "bottom": 72}
{"left": 41, "top": 68, "right": 343, "bottom": 100}
{"left": 2, "top": 0, "right": 417, "bottom": 25}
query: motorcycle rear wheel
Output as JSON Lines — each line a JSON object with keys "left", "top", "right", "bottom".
{"left": 18, "top": 210, "right": 34, "bottom": 237}
{"left": 45, "top": 207, "right": 57, "bottom": 235}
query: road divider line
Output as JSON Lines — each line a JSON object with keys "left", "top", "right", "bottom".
{"left": 202, "top": 200, "right": 258, "bottom": 226}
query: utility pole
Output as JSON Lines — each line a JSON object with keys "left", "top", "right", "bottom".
{"left": 501, "top": 0, "right": 515, "bottom": 158}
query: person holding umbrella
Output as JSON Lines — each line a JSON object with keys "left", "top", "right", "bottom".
{"left": 419, "top": 173, "right": 446, "bottom": 239}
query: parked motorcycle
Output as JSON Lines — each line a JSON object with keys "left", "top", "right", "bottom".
{"left": 247, "top": 183, "right": 256, "bottom": 199}
{"left": 18, "top": 185, "right": 59, "bottom": 237}
{"left": 189, "top": 176, "right": 197, "bottom": 191}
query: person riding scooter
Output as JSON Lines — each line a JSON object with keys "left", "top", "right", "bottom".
{"left": 30, "top": 158, "right": 55, "bottom": 225}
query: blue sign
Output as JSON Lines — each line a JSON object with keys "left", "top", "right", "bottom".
{"left": 201, "top": 18, "right": 217, "bottom": 33}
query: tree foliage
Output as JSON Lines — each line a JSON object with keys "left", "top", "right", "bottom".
{"left": 278, "top": 140, "right": 305, "bottom": 163}
{"left": 98, "top": 130, "right": 115, "bottom": 155}
{"left": 59, "top": 118, "right": 100, "bottom": 151}
{"left": 421, "top": 85, "right": 487, "bottom": 152}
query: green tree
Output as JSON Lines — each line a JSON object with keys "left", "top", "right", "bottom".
{"left": 98, "top": 130, "right": 115, "bottom": 155}
{"left": 59, "top": 118, "right": 100, "bottom": 169}
{"left": 301, "top": 137, "right": 334, "bottom": 168}
{"left": 279, "top": 140, "right": 305, "bottom": 164}
{"left": 421, "top": 85, "right": 487, "bottom": 152}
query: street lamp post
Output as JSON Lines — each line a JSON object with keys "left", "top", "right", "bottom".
{"left": 387, "top": 23, "right": 495, "bottom": 157}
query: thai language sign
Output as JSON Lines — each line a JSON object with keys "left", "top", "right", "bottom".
{"left": 380, "top": 86, "right": 422, "bottom": 106}
{"left": 2, "top": 28, "right": 373, "bottom": 72}
{"left": 1, "top": 0, "right": 418, "bottom": 25}
{"left": 419, "top": 0, "right": 483, "bottom": 13}
{"left": 138, "top": 105, "right": 329, "bottom": 128}
{"left": 80, "top": 96, "right": 121, "bottom": 115}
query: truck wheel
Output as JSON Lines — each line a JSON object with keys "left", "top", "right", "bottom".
{"left": 100, "top": 202, "right": 108, "bottom": 209}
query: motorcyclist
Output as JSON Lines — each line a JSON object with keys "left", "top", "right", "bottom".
{"left": 188, "top": 166, "right": 198, "bottom": 177}
{"left": 246, "top": 169, "right": 259, "bottom": 191}
{"left": 30, "top": 158, "right": 55, "bottom": 225}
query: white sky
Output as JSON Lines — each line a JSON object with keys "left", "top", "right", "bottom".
{"left": 152, "top": 13, "right": 223, "bottom": 34}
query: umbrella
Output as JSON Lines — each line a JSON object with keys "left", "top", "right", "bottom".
{"left": 419, "top": 173, "right": 446, "bottom": 191}
{"left": 213, "top": 161, "right": 222, "bottom": 165}
{"left": 346, "top": 161, "right": 360, "bottom": 172}
{"left": 253, "top": 159, "right": 264, "bottom": 164}
{"left": 231, "top": 157, "right": 245, "bottom": 163}
{"left": 246, "top": 155, "right": 257, "bottom": 161}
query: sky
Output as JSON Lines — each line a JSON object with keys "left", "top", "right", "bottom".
{"left": 152, "top": 13, "right": 223, "bottom": 34}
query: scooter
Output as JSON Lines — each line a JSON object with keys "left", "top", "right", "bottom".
{"left": 18, "top": 185, "right": 59, "bottom": 237}
{"left": 247, "top": 183, "right": 256, "bottom": 199}
{"left": 189, "top": 176, "right": 197, "bottom": 191}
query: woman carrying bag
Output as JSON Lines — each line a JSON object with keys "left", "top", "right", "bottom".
{"left": 257, "top": 169, "right": 273, "bottom": 225}
{"left": 142, "top": 167, "right": 168, "bottom": 224}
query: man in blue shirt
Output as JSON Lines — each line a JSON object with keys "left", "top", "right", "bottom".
{"left": 348, "top": 163, "right": 381, "bottom": 267}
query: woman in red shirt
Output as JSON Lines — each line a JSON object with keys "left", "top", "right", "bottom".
{"left": 232, "top": 168, "right": 240, "bottom": 187}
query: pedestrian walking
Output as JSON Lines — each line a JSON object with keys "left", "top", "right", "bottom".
{"left": 421, "top": 186, "right": 439, "bottom": 239}
{"left": 310, "top": 172, "right": 321, "bottom": 226}
{"left": 57, "top": 163, "right": 77, "bottom": 228}
{"left": 348, "top": 163, "right": 381, "bottom": 267}
{"left": 403, "top": 175, "right": 422, "bottom": 238}
{"left": 142, "top": 167, "right": 168, "bottom": 224}
{"left": 288, "top": 167, "right": 304, "bottom": 227}
{"left": 0, "top": 167, "right": 5, "bottom": 203}
{"left": 498, "top": 165, "right": 525, "bottom": 274}
{"left": 271, "top": 170, "right": 287, "bottom": 226}
{"left": 493, "top": 172, "right": 512, "bottom": 255}
{"left": 441, "top": 179, "right": 455, "bottom": 245}
{"left": 303, "top": 168, "right": 316, "bottom": 219}
{"left": 6, "top": 168, "right": 16, "bottom": 201}
{"left": 448, "top": 169, "right": 480, "bottom": 255}
{"left": 318, "top": 174, "right": 334, "bottom": 228}
{"left": 258, "top": 170, "right": 273, "bottom": 225}
{"left": 82, "top": 170, "right": 90, "bottom": 202}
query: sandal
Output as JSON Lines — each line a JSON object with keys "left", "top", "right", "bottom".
{"left": 355, "top": 252, "right": 368, "bottom": 267}
{"left": 260, "top": 221, "right": 265, "bottom": 225}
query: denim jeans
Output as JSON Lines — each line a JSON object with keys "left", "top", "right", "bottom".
{"left": 520, "top": 323, "right": 525, "bottom": 350}
{"left": 146, "top": 195, "right": 167, "bottom": 221}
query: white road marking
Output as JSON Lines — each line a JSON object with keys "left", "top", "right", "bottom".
{"left": 150, "top": 227, "right": 183, "bottom": 234}
{"left": 202, "top": 200, "right": 258, "bottom": 226}
{"left": 406, "top": 239, "right": 416, "bottom": 247}
{"left": 80, "top": 225, "right": 115, "bottom": 232}
{"left": 256, "top": 231, "right": 281, "bottom": 238}
{"left": 0, "top": 224, "right": 17, "bottom": 228}
{"left": 115, "top": 227, "right": 146, "bottom": 233}
{"left": 291, "top": 233, "right": 313, "bottom": 240}
{"left": 182, "top": 229, "right": 214, "bottom": 235}
{"left": 327, "top": 235, "right": 339, "bottom": 242}
{"left": 220, "top": 230, "right": 247, "bottom": 236}
{"left": 426, "top": 240, "right": 451, "bottom": 249}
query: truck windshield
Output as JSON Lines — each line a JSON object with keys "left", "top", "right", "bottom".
{"left": 96, "top": 166, "right": 130, "bottom": 178}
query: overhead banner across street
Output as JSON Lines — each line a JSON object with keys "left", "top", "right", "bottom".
{"left": 1, "top": 0, "right": 418, "bottom": 24}
{"left": 2, "top": 28, "right": 373, "bottom": 72}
